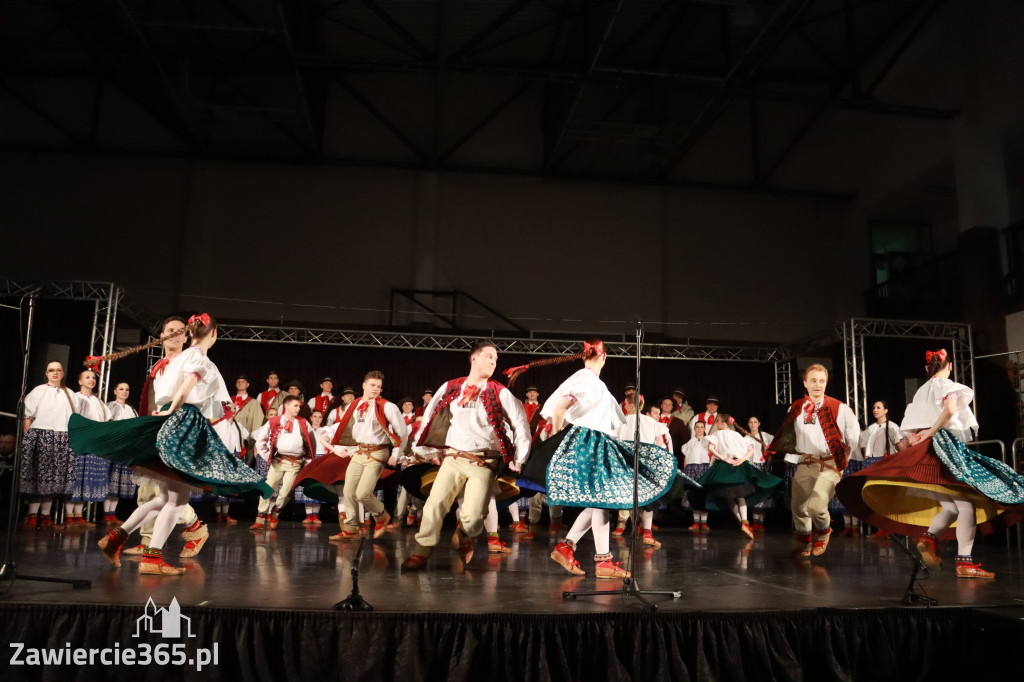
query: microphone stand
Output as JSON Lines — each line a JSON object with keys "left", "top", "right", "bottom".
{"left": 563, "top": 321, "right": 681, "bottom": 611}
{"left": 0, "top": 290, "right": 91, "bottom": 592}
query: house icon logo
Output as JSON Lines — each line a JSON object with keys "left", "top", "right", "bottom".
{"left": 133, "top": 597, "right": 195, "bottom": 638}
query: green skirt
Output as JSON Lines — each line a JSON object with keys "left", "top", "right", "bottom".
{"left": 69, "top": 405, "right": 272, "bottom": 499}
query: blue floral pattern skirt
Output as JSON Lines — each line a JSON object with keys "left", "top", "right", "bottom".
{"left": 542, "top": 425, "right": 680, "bottom": 509}
{"left": 19, "top": 428, "right": 76, "bottom": 497}
{"left": 69, "top": 406, "right": 272, "bottom": 499}
{"left": 70, "top": 454, "right": 110, "bottom": 502}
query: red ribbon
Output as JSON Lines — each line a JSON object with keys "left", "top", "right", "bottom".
{"left": 728, "top": 416, "right": 735, "bottom": 426}
{"left": 84, "top": 355, "right": 103, "bottom": 371}
{"left": 282, "top": 418, "right": 293, "bottom": 432}
{"left": 188, "top": 313, "right": 211, "bottom": 328}
{"left": 503, "top": 364, "right": 529, "bottom": 378}
{"left": 802, "top": 401, "right": 815, "bottom": 421}
{"left": 925, "top": 349, "right": 948, "bottom": 364}
{"left": 584, "top": 340, "right": 604, "bottom": 357}
{"left": 459, "top": 385, "right": 481, "bottom": 407}
{"left": 356, "top": 400, "right": 371, "bottom": 416}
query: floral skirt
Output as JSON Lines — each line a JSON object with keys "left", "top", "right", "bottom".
{"left": 828, "top": 458, "right": 871, "bottom": 514}
{"left": 688, "top": 460, "right": 782, "bottom": 513}
{"left": 107, "top": 462, "right": 136, "bottom": 498}
{"left": 19, "top": 428, "right": 76, "bottom": 496}
{"left": 679, "top": 463, "right": 710, "bottom": 510}
{"left": 836, "top": 430, "right": 1024, "bottom": 539}
{"left": 69, "top": 406, "right": 272, "bottom": 499}
{"left": 70, "top": 454, "right": 110, "bottom": 502}
{"left": 524, "top": 425, "right": 680, "bottom": 510}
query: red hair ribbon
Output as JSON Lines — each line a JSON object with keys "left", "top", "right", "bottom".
{"left": 583, "top": 340, "right": 604, "bottom": 357}
{"left": 188, "top": 313, "right": 211, "bottom": 328}
{"left": 728, "top": 416, "right": 735, "bottom": 426}
{"left": 925, "top": 349, "right": 948, "bottom": 364}
{"left": 84, "top": 355, "right": 104, "bottom": 371}
{"left": 503, "top": 364, "right": 529, "bottom": 378}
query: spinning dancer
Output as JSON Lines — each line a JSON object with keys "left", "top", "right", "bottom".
{"left": 837, "top": 350, "right": 1024, "bottom": 579}
{"left": 71, "top": 314, "right": 271, "bottom": 575}
{"left": 515, "top": 339, "right": 679, "bottom": 579}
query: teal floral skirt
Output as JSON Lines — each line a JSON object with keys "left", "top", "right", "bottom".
{"left": 69, "top": 405, "right": 272, "bottom": 499}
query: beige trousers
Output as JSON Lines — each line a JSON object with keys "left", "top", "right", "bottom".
{"left": 341, "top": 449, "right": 388, "bottom": 531}
{"left": 791, "top": 462, "right": 842, "bottom": 534}
{"left": 415, "top": 454, "right": 496, "bottom": 548}
{"left": 257, "top": 458, "right": 302, "bottom": 514}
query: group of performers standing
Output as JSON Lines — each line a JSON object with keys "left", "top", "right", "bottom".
{"left": 14, "top": 312, "right": 1024, "bottom": 583}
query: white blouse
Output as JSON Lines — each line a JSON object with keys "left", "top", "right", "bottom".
{"left": 742, "top": 432, "right": 774, "bottom": 464}
{"left": 540, "top": 368, "right": 625, "bottom": 437}
{"left": 859, "top": 421, "right": 904, "bottom": 458}
{"left": 107, "top": 401, "right": 139, "bottom": 421}
{"left": 681, "top": 437, "right": 710, "bottom": 466}
{"left": 24, "top": 384, "right": 77, "bottom": 432}
{"left": 706, "top": 429, "right": 750, "bottom": 460}
{"left": 152, "top": 347, "right": 230, "bottom": 419}
{"left": 75, "top": 393, "right": 110, "bottom": 422}
{"left": 617, "top": 414, "right": 671, "bottom": 450}
{"left": 213, "top": 419, "right": 250, "bottom": 457}
{"left": 901, "top": 377, "right": 979, "bottom": 437}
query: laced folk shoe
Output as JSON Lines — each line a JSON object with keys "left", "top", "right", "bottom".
{"left": 249, "top": 514, "right": 267, "bottom": 530}
{"left": 487, "top": 535, "right": 512, "bottom": 554}
{"left": 916, "top": 533, "right": 942, "bottom": 569}
{"left": 792, "top": 533, "right": 813, "bottom": 558}
{"left": 98, "top": 527, "right": 129, "bottom": 567}
{"left": 179, "top": 520, "right": 209, "bottom": 558}
{"left": 594, "top": 554, "right": 631, "bottom": 580}
{"left": 373, "top": 512, "right": 391, "bottom": 539}
{"left": 642, "top": 529, "right": 661, "bottom": 549}
{"left": 955, "top": 556, "right": 994, "bottom": 579}
{"left": 139, "top": 548, "right": 185, "bottom": 576}
{"left": 122, "top": 543, "right": 148, "bottom": 556}
{"left": 550, "top": 540, "right": 585, "bottom": 575}
{"left": 740, "top": 521, "right": 754, "bottom": 539}
{"left": 811, "top": 528, "right": 832, "bottom": 557}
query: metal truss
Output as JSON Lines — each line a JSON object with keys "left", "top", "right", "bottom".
{"left": 774, "top": 360, "right": 793, "bottom": 406}
{"left": 0, "top": 279, "right": 159, "bottom": 401}
{"left": 216, "top": 324, "right": 778, "bottom": 362}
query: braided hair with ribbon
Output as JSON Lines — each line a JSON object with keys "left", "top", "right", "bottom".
{"left": 83, "top": 313, "right": 218, "bottom": 371}
{"left": 924, "top": 348, "right": 950, "bottom": 378}
{"left": 503, "top": 338, "right": 606, "bottom": 386}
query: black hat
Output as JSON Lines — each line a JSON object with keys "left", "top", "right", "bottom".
{"left": 236, "top": 374, "right": 250, "bottom": 383}
{"left": 705, "top": 395, "right": 720, "bottom": 405}
{"left": 341, "top": 386, "right": 356, "bottom": 396}
{"left": 672, "top": 388, "right": 685, "bottom": 398}
{"left": 284, "top": 380, "right": 304, "bottom": 393}
{"left": 422, "top": 388, "right": 434, "bottom": 396}
{"left": 624, "top": 384, "right": 637, "bottom": 392}
{"left": 399, "top": 396, "right": 415, "bottom": 406}
{"left": 320, "top": 376, "right": 334, "bottom": 384}
{"left": 266, "top": 370, "right": 279, "bottom": 378}
{"left": 525, "top": 385, "right": 539, "bottom": 393}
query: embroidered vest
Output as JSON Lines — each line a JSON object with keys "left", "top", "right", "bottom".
{"left": 139, "top": 357, "right": 170, "bottom": 416}
{"left": 416, "top": 378, "right": 514, "bottom": 464}
{"left": 766, "top": 395, "right": 847, "bottom": 468}
{"left": 267, "top": 416, "right": 314, "bottom": 458}
{"left": 330, "top": 398, "right": 401, "bottom": 447}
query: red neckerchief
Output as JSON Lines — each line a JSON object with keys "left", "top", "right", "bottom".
{"left": 259, "top": 388, "right": 280, "bottom": 412}
{"left": 331, "top": 398, "right": 401, "bottom": 447}
{"left": 267, "top": 415, "right": 313, "bottom": 457}
{"left": 233, "top": 394, "right": 251, "bottom": 409}
{"left": 766, "top": 395, "right": 846, "bottom": 467}
{"left": 312, "top": 394, "right": 332, "bottom": 414}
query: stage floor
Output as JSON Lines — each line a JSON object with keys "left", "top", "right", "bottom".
{"left": 5, "top": 520, "right": 1024, "bottom": 613}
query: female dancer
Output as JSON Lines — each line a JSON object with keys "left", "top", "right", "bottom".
{"left": 105, "top": 382, "right": 139, "bottom": 525}
{"left": 742, "top": 416, "right": 775, "bottom": 531}
{"left": 847, "top": 401, "right": 905, "bottom": 537}
{"left": 67, "top": 369, "right": 111, "bottom": 527}
{"left": 512, "top": 339, "right": 678, "bottom": 579}
{"left": 20, "top": 361, "right": 77, "bottom": 530}
{"left": 691, "top": 414, "right": 782, "bottom": 538}
{"left": 681, "top": 421, "right": 711, "bottom": 531}
{"left": 70, "top": 314, "right": 271, "bottom": 575}
{"left": 837, "top": 349, "right": 1024, "bottom": 578}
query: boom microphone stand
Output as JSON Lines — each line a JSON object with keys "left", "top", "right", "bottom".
{"left": 563, "top": 321, "right": 681, "bottom": 611}
{"left": 0, "top": 289, "right": 91, "bottom": 591}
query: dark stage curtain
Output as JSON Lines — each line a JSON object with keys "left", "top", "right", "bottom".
{"left": 2, "top": 602, "right": 1010, "bottom": 682}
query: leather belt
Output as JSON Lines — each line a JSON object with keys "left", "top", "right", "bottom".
{"left": 445, "top": 448, "right": 500, "bottom": 471}
{"left": 354, "top": 442, "right": 389, "bottom": 462}
{"left": 275, "top": 454, "right": 303, "bottom": 465}
{"left": 798, "top": 454, "right": 839, "bottom": 474}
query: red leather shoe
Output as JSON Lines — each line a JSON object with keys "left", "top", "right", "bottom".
{"left": 550, "top": 540, "right": 584, "bottom": 575}
{"left": 401, "top": 554, "right": 429, "bottom": 571}
{"left": 811, "top": 528, "right": 832, "bottom": 556}
{"left": 97, "top": 528, "right": 128, "bottom": 567}
{"left": 487, "top": 537, "right": 511, "bottom": 554}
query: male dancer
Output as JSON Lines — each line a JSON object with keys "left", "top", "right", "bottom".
{"left": 321, "top": 371, "right": 407, "bottom": 540}
{"left": 250, "top": 395, "right": 315, "bottom": 530}
{"left": 308, "top": 377, "right": 334, "bottom": 415}
{"left": 689, "top": 396, "right": 721, "bottom": 435}
{"left": 522, "top": 385, "right": 541, "bottom": 423}
{"left": 123, "top": 316, "right": 210, "bottom": 559}
{"left": 414, "top": 388, "right": 434, "bottom": 418}
{"left": 767, "top": 364, "right": 860, "bottom": 557}
{"left": 232, "top": 375, "right": 266, "bottom": 439}
{"left": 259, "top": 372, "right": 282, "bottom": 414}
{"left": 402, "top": 341, "right": 531, "bottom": 569}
